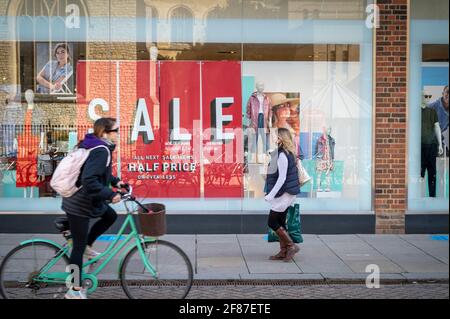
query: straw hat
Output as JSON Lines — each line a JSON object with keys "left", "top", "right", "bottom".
{"left": 270, "top": 93, "right": 300, "bottom": 110}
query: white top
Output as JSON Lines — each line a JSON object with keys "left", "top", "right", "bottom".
{"left": 257, "top": 94, "right": 264, "bottom": 114}
{"left": 265, "top": 152, "right": 297, "bottom": 212}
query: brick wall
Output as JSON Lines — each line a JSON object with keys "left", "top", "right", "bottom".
{"left": 374, "top": 0, "right": 409, "bottom": 234}
{"left": 87, "top": 43, "right": 137, "bottom": 60}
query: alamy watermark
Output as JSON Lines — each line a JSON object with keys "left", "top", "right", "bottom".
{"left": 366, "top": 4, "right": 380, "bottom": 29}
{"left": 65, "top": 4, "right": 80, "bottom": 29}
{"left": 366, "top": 264, "right": 381, "bottom": 289}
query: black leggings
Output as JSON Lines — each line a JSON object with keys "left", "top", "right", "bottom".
{"left": 421, "top": 144, "right": 437, "bottom": 197}
{"left": 268, "top": 209, "right": 288, "bottom": 232}
{"left": 66, "top": 206, "right": 117, "bottom": 286}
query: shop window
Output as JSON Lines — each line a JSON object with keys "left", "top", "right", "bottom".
{"left": 170, "top": 6, "right": 194, "bottom": 45}
{"left": 409, "top": 0, "right": 449, "bottom": 210}
{"left": 16, "top": 0, "right": 87, "bottom": 98}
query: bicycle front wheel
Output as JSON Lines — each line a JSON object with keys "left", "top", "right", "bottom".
{"left": 120, "top": 239, "right": 193, "bottom": 299}
{"left": 0, "top": 242, "right": 70, "bottom": 299}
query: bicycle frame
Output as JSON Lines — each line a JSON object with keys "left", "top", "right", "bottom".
{"left": 19, "top": 199, "right": 158, "bottom": 293}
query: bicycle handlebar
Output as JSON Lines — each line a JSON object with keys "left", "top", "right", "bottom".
{"left": 116, "top": 184, "right": 150, "bottom": 213}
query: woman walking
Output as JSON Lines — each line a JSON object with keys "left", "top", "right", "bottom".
{"left": 62, "top": 117, "right": 126, "bottom": 299}
{"left": 264, "top": 127, "right": 301, "bottom": 262}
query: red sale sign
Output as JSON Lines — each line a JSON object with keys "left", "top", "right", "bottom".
{"left": 202, "top": 61, "right": 243, "bottom": 198}
{"left": 158, "top": 61, "right": 201, "bottom": 197}
{"left": 76, "top": 61, "right": 243, "bottom": 198}
{"left": 118, "top": 61, "right": 161, "bottom": 198}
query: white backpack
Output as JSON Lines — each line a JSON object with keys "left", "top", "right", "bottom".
{"left": 50, "top": 145, "right": 111, "bottom": 198}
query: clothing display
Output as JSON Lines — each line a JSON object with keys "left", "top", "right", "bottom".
{"left": 421, "top": 107, "right": 439, "bottom": 145}
{"left": 15, "top": 108, "right": 40, "bottom": 187}
{"left": 315, "top": 134, "right": 335, "bottom": 172}
{"left": 421, "top": 144, "right": 438, "bottom": 197}
{"left": 246, "top": 92, "right": 272, "bottom": 156}
{"left": 315, "top": 132, "right": 336, "bottom": 192}
{"left": 257, "top": 95, "right": 264, "bottom": 114}
{"left": 428, "top": 98, "right": 449, "bottom": 133}
{"left": 421, "top": 107, "right": 440, "bottom": 198}
{"left": 256, "top": 113, "right": 269, "bottom": 152}
{"left": 246, "top": 92, "right": 272, "bottom": 131}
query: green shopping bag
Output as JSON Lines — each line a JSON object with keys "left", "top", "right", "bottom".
{"left": 268, "top": 203, "right": 303, "bottom": 244}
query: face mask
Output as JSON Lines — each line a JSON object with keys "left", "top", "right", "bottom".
{"left": 101, "top": 136, "right": 115, "bottom": 146}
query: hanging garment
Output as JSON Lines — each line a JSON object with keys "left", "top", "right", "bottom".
{"left": 16, "top": 109, "right": 40, "bottom": 187}
{"left": 315, "top": 135, "right": 335, "bottom": 172}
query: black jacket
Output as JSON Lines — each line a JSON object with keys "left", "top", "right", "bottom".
{"left": 62, "top": 138, "right": 120, "bottom": 218}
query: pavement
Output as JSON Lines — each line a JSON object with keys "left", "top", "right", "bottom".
{"left": 0, "top": 233, "right": 448, "bottom": 283}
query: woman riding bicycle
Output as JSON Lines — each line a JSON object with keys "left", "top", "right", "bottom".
{"left": 62, "top": 117, "right": 126, "bottom": 299}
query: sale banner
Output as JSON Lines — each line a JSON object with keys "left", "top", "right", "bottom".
{"left": 201, "top": 61, "right": 243, "bottom": 198}
{"left": 150, "top": 61, "right": 201, "bottom": 197}
{"left": 76, "top": 60, "right": 243, "bottom": 198}
{"left": 119, "top": 61, "right": 162, "bottom": 198}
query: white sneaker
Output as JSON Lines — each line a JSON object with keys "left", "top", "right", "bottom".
{"left": 84, "top": 246, "right": 101, "bottom": 260}
{"left": 64, "top": 288, "right": 87, "bottom": 299}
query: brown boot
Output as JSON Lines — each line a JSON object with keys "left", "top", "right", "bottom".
{"left": 269, "top": 239, "right": 287, "bottom": 260}
{"left": 276, "top": 227, "right": 300, "bottom": 262}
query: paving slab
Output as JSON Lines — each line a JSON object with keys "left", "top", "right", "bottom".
{"left": 319, "top": 235, "right": 406, "bottom": 273}
{"left": 293, "top": 235, "right": 357, "bottom": 274}
{"left": 238, "top": 241, "right": 302, "bottom": 274}
{"left": 194, "top": 273, "right": 241, "bottom": 280}
{"left": 196, "top": 235, "right": 239, "bottom": 244}
{"left": 357, "top": 235, "right": 449, "bottom": 273}
{"left": 399, "top": 235, "right": 449, "bottom": 265}
{"left": 196, "top": 237, "right": 248, "bottom": 274}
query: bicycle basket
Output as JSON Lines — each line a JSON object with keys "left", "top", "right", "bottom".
{"left": 137, "top": 203, "right": 166, "bottom": 237}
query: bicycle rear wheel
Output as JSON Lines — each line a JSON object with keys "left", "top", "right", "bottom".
{"left": 0, "top": 242, "right": 69, "bottom": 299}
{"left": 120, "top": 239, "right": 193, "bottom": 299}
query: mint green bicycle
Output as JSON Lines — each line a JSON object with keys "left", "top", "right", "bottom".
{"left": 0, "top": 187, "right": 193, "bottom": 299}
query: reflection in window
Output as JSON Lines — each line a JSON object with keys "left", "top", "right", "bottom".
{"left": 170, "top": 6, "right": 194, "bottom": 44}
{"left": 16, "top": 0, "right": 86, "bottom": 95}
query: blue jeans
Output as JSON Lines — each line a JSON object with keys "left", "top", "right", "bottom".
{"left": 255, "top": 113, "right": 268, "bottom": 153}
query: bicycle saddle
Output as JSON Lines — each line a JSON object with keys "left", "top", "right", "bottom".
{"left": 54, "top": 216, "right": 70, "bottom": 232}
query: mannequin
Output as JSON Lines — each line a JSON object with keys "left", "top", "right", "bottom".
{"left": 315, "top": 126, "right": 335, "bottom": 192}
{"left": 428, "top": 86, "right": 449, "bottom": 155}
{"left": 246, "top": 81, "right": 272, "bottom": 163}
{"left": 420, "top": 92, "right": 443, "bottom": 197}
{"left": 25, "top": 89, "right": 34, "bottom": 111}
{"left": 16, "top": 90, "right": 41, "bottom": 196}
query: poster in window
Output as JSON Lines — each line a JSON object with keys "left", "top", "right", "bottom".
{"left": 36, "top": 42, "right": 74, "bottom": 95}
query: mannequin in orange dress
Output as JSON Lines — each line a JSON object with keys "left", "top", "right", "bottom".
{"left": 16, "top": 90, "right": 41, "bottom": 191}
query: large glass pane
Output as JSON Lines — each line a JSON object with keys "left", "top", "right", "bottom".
{"left": 0, "top": 0, "right": 373, "bottom": 214}
{"left": 409, "top": 0, "right": 449, "bottom": 211}
{"left": 242, "top": 0, "right": 373, "bottom": 212}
